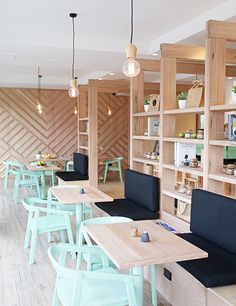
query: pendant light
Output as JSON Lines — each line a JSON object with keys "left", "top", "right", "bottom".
{"left": 68, "top": 13, "right": 79, "bottom": 98}
{"left": 122, "top": 0, "right": 141, "bottom": 78}
{"left": 108, "top": 94, "right": 111, "bottom": 116}
{"left": 37, "top": 67, "right": 43, "bottom": 114}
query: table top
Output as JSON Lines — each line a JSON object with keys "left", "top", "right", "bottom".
{"left": 28, "top": 165, "right": 61, "bottom": 171}
{"left": 50, "top": 186, "right": 113, "bottom": 204}
{"left": 25, "top": 156, "right": 72, "bottom": 163}
{"left": 85, "top": 220, "right": 208, "bottom": 270}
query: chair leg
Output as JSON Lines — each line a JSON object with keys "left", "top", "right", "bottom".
{"left": 24, "top": 214, "right": 32, "bottom": 248}
{"left": 29, "top": 226, "right": 38, "bottom": 264}
{"left": 118, "top": 161, "right": 123, "bottom": 182}
{"left": 4, "top": 171, "right": 8, "bottom": 190}
{"left": 13, "top": 177, "right": 20, "bottom": 204}
{"left": 149, "top": 265, "right": 157, "bottom": 306}
{"left": 103, "top": 163, "right": 108, "bottom": 183}
{"left": 60, "top": 230, "right": 66, "bottom": 243}
{"left": 35, "top": 178, "right": 41, "bottom": 198}
{"left": 52, "top": 284, "right": 60, "bottom": 306}
{"left": 65, "top": 216, "right": 76, "bottom": 259}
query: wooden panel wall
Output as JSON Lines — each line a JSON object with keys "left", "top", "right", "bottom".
{"left": 0, "top": 88, "right": 77, "bottom": 175}
{"left": 98, "top": 93, "right": 129, "bottom": 176}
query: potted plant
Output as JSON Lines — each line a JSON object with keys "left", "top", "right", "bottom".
{"left": 231, "top": 85, "right": 236, "bottom": 103}
{"left": 143, "top": 99, "right": 149, "bottom": 112}
{"left": 177, "top": 91, "right": 188, "bottom": 109}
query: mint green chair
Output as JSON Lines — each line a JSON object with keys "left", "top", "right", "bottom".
{"left": 47, "top": 186, "right": 92, "bottom": 244}
{"left": 2, "top": 160, "right": 25, "bottom": 190}
{"left": 78, "top": 216, "right": 132, "bottom": 271}
{"left": 48, "top": 243, "right": 142, "bottom": 306}
{"left": 22, "top": 198, "right": 74, "bottom": 264}
{"left": 79, "top": 216, "right": 157, "bottom": 306}
{"left": 30, "top": 161, "right": 56, "bottom": 187}
{"left": 48, "top": 186, "right": 92, "bottom": 219}
{"left": 103, "top": 157, "right": 123, "bottom": 183}
{"left": 13, "top": 169, "right": 41, "bottom": 204}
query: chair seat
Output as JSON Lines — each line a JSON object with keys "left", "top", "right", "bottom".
{"left": 96, "top": 198, "right": 159, "bottom": 221}
{"left": 57, "top": 267, "right": 128, "bottom": 306}
{"left": 56, "top": 171, "right": 88, "bottom": 181}
{"left": 178, "top": 233, "right": 236, "bottom": 288}
{"left": 32, "top": 215, "right": 67, "bottom": 232}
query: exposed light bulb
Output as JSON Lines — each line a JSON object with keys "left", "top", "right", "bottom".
{"left": 74, "top": 106, "right": 78, "bottom": 115}
{"left": 122, "top": 58, "right": 141, "bottom": 77}
{"left": 122, "top": 43, "right": 141, "bottom": 78}
{"left": 69, "top": 79, "right": 79, "bottom": 98}
{"left": 37, "top": 103, "right": 43, "bottom": 114}
{"left": 108, "top": 107, "right": 112, "bottom": 116}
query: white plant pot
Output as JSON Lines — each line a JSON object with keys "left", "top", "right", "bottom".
{"left": 36, "top": 154, "right": 41, "bottom": 160}
{"left": 178, "top": 99, "right": 187, "bottom": 109}
{"left": 231, "top": 92, "right": 236, "bottom": 103}
{"left": 144, "top": 104, "right": 149, "bottom": 112}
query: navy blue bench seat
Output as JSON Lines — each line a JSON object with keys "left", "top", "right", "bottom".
{"left": 177, "top": 189, "right": 236, "bottom": 288}
{"left": 96, "top": 169, "right": 160, "bottom": 221}
{"left": 56, "top": 153, "right": 88, "bottom": 181}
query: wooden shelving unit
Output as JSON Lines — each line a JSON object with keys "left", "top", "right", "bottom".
{"left": 78, "top": 86, "right": 89, "bottom": 156}
{"left": 160, "top": 43, "right": 205, "bottom": 228}
{"left": 205, "top": 20, "right": 236, "bottom": 198}
{"left": 133, "top": 157, "right": 159, "bottom": 166}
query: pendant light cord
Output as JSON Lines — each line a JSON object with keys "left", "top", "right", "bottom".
{"left": 72, "top": 16, "right": 75, "bottom": 79}
{"left": 130, "top": 0, "right": 134, "bottom": 44}
{"left": 38, "top": 67, "right": 42, "bottom": 103}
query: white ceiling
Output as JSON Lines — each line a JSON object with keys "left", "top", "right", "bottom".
{"left": 0, "top": 0, "right": 236, "bottom": 89}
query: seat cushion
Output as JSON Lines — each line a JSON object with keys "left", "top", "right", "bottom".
{"left": 124, "top": 169, "right": 160, "bottom": 212}
{"left": 191, "top": 189, "right": 236, "bottom": 255}
{"left": 177, "top": 233, "right": 236, "bottom": 288}
{"left": 55, "top": 171, "right": 88, "bottom": 181}
{"left": 73, "top": 153, "right": 88, "bottom": 176}
{"left": 96, "top": 198, "right": 159, "bottom": 221}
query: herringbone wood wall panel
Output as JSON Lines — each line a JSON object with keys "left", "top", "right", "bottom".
{"left": 0, "top": 88, "right": 77, "bottom": 176}
{"left": 98, "top": 93, "right": 129, "bottom": 176}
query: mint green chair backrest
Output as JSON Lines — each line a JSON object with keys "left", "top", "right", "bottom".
{"left": 80, "top": 216, "right": 132, "bottom": 246}
{"left": 48, "top": 244, "right": 140, "bottom": 306}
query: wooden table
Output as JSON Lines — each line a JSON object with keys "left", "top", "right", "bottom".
{"left": 27, "top": 165, "right": 60, "bottom": 198}
{"left": 85, "top": 220, "right": 208, "bottom": 306}
{"left": 50, "top": 186, "right": 113, "bottom": 241}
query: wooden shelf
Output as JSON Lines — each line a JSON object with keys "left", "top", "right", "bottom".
{"left": 133, "top": 135, "right": 160, "bottom": 141}
{"left": 210, "top": 104, "right": 236, "bottom": 111}
{"left": 209, "top": 172, "right": 236, "bottom": 184}
{"left": 79, "top": 117, "right": 89, "bottom": 121}
{"left": 164, "top": 107, "right": 204, "bottom": 115}
{"left": 79, "top": 132, "right": 88, "bottom": 135}
{"left": 161, "top": 211, "right": 190, "bottom": 232}
{"left": 133, "top": 157, "right": 159, "bottom": 166}
{"left": 210, "top": 140, "right": 236, "bottom": 147}
{"left": 163, "top": 137, "right": 204, "bottom": 144}
{"left": 133, "top": 111, "right": 160, "bottom": 117}
{"left": 79, "top": 146, "right": 88, "bottom": 150}
{"left": 163, "top": 164, "right": 203, "bottom": 176}
{"left": 162, "top": 189, "right": 192, "bottom": 204}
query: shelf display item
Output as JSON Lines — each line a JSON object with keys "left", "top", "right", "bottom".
{"left": 175, "top": 143, "right": 197, "bottom": 167}
{"left": 177, "top": 91, "right": 187, "bottom": 109}
{"left": 228, "top": 114, "right": 236, "bottom": 141}
{"left": 184, "top": 130, "right": 192, "bottom": 138}
{"left": 147, "top": 117, "right": 159, "bottom": 136}
{"left": 189, "top": 158, "right": 198, "bottom": 168}
{"left": 197, "top": 129, "right": 204, "bottom": 139}
{"left": 177, "top": 200, "right": 191, "bottom": 222}
{"left": 178, "top": 184, "right": 187, "bottom": 194}
{"left": 186, "top": 80, "right": 204, "bottom": 108}
{"left": 225, "top": 164, "right": 235, "bottom": 175}
{"left": 148, "top": 94, "right": 160, "bottom": 111}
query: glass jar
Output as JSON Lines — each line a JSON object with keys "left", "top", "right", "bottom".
{"left": 197, "top": 129, "right": 204, "bottom": 139}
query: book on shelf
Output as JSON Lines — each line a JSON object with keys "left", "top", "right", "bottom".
{"left": 175, "top": 143, "right": 197, "bottom": 166}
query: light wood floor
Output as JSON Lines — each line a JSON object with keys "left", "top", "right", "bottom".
{"left": 0, "top": 179, "right": 171, "bottom": 306}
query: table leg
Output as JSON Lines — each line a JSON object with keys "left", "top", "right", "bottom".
{"left": 132, "top": 266, "right": 143, "bottom": 306}
{"left": 40, "top": 171, "right": 46, "bottom": 199}
{"left": 150, "top": 265, "right": 157, "bottom": 306}
{"left": 76, "top": 205, "right": 83, "bottom": 244}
